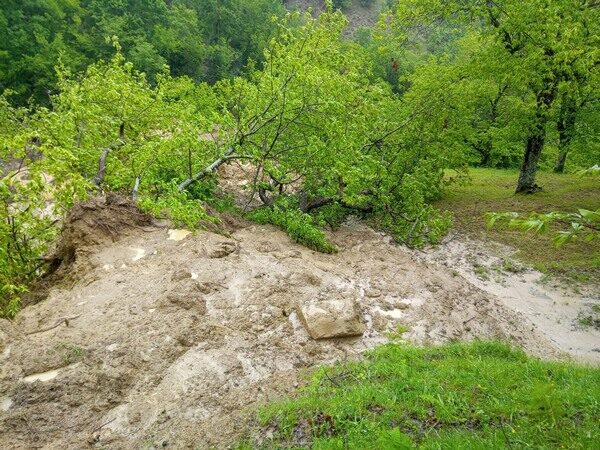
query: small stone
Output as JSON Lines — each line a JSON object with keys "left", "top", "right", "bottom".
{"left": 166, "top": 285, "right": 207, "bottom": 314}
{"left": 196, "top": 282, "right": 222, "bottom": 294}
{"left": 365, "top": 288, "right": 382, "bottom": 298}
{"left": 171, "top": 270, "right": 191, "bottom": 282}
{"left": 396, "top": 301, "right": 411, "bottom": 310}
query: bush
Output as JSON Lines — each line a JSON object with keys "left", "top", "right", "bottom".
{"left": 333, "top": 0, "right": 352, "bottom": 11}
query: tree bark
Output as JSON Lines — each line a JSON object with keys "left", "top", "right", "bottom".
{"left": 515, "top": 89, "right": 556, "bottom": 193}
{"left": 131, "top": 176, "right": 141, "bottom": 202}
{"left": 178, "top": 146, "right": 234, "bottom": 191}
{"left": 516, "top": 131, "right": 545, "bottom": 193}
{"left": 92, "top": 145, "right": 112, "bottom": 187}
{"left": 553, "top": 95, "right": 577, "bottom": 173}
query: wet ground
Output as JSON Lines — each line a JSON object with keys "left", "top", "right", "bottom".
{"left": 0, "top": 207, "right": 596, "bottom": 449}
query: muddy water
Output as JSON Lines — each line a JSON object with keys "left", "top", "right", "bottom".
{"left": 413, "top": 237, "right": 600, "bottom": 364}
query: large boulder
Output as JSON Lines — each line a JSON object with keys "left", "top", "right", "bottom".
{"left": 297, "top": 294, "right": 365, "bottom": 339}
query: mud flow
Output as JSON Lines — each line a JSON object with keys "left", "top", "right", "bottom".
{"left": 0, "top": 198, "right": 596, "bottom": 449}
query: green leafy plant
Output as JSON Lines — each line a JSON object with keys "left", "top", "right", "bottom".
{"left": 487, "top": 209, "right": 600, "bottom": 246}
{"left": 248, "top": 205, "right": 337, "bottom": 254}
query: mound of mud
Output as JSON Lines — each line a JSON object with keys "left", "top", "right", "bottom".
{"left": 23, "top": 194, "right": 156, "bottom": 308}
{"left": 50, "top": 193, "right": 154, "bottom": 270}
{"left": 0, "top": 214, "right": 566, "bottom": 449}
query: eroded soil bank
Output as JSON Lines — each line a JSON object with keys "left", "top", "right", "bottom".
{"left": 0, "top": 200, "right": 595, "bottom": 449}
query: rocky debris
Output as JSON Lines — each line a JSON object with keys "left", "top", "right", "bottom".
{"left": 297, "top": 293, "right": 366, "bottom": 339}
{"left": 365, "top": 288, "right": 382, "bottom": 298}
{"left": 0, "top": 212, "right": 566, "bottom": 450}
{"left": 208, "top": 241, "right": 237, "bottom": 258}
{"left": 171, "top": 269, "right": 193, "bottom": 282}
{"left": 165, "top": 283, "right": 208, "bottom": 313}
{"left": 167, "top": 229, "right": 191, "bottom": 241}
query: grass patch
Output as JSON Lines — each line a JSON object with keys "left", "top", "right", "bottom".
{"left": 436, "top": 168, "right": 600, "bottom": 282}
{"left": 247, "top": 206, "right": 337, "bottom": 254}
{"left": 243, "top": 341, "right": 600, "bottom": 449}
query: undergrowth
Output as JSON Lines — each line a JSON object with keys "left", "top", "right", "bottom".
{"left": 247, "top": 204, "right": 338, "bottom": 254}
{"left": 240, "top": 341, "right": 600, "bottom": 449}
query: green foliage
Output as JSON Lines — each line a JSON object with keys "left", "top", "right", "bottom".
{"left": 0, "top": 96, "right": 63, "bottom": 318}
{"left": 0, "top": 52, "right": 217, "bottom": 317}
{"left": 332, "top": 0, "right": 353, "bottom": 11}
{"left": 487, "top": 209, "right": 600, "bottom": 247}
{"left": 249, "top": 341, "right": 600, "bottom": 449}
{"left": 214, "top": 9, "right": 455, "bottom": 249}
{"left": 379, "top": 0, "right": 600, "bottom": 190}
{"left": 248, "top": 205, "right": 337, "bottom": 254}
{"left": 0, "top": 0, "right": 286, "bottom": 105}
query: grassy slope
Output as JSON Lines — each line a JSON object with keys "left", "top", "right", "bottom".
{"left": 242, "top": 341, "right": 600, "bottom": 449}
{"left": 435, "top": 168, "right": 600, "bottom": 281}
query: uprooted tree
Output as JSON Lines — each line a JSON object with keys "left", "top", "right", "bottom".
{"left": 1, "top": 9, "right": 456, "bottom": 317}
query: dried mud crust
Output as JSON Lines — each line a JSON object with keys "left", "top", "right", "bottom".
{"left": 0, "top": 203, "right": 562, "bottom": 449}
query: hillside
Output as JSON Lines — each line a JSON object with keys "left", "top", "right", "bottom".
{"left": 285, "top": 0, "right": 387, "bottom": 34}
{"left": 1, "top": 192, "right": 598, "bottom": 448}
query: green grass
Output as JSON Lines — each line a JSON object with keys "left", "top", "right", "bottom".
{"left": 242, "top": 341, "right": 600, "bottom": 449}
{"left": 435, "top": 168, "right": 600, "bottom": 282}
{"left": 247, "top": 206, "right": 338, "bottom": 254}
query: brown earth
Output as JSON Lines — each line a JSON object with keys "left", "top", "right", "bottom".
{"left": 0, "top": 197, "right": 579, "bottom": 449}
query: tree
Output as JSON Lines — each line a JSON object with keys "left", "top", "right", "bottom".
{"left": 1, "top": 49, "right": 218, "bottom": 317}
{"left": 195, "top": 8, "right": 453, "bottom": 248}
{"left": 0, "top": 0, "right": 286, "bottom": 105}
{"left": 384, "top": 0, "right": 600, "bottom": 192}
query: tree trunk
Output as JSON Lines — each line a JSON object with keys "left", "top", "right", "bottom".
{"left": 515, "top": 89, "right": 555, "bottom": 193}
{"left": 515, "top": 131, "right": 545, "bottom": 193}
{"left": 479, "top": 139, "right": 492, "bottom": 166}
{"left": 553, "top": 95, "right": 577, "bottom": 173}
{"left": 554, "top": 140, "right": 569, "bottom": 174}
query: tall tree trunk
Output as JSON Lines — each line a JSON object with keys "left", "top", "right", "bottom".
{"left": 553, "top": 95, "right": 577, "bottom": 173}
{"left": 515, "top": 89, "right": 555, "bottom": 193}
{"left": 516, "top": 129, "right": 545, "bottom": 193}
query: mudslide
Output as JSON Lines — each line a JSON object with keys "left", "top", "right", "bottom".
{"left": 0, "top": 198, "right": 593, "bottom": 449}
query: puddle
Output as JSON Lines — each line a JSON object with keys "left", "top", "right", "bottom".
{"left": 168, "top": 229, "right": 192, "bottom": 241}
{"left": 22, "top": 369, "right": 59, "bottom": 383}
{"left": 1, "top": 397, "right": 12, "bottom": 412}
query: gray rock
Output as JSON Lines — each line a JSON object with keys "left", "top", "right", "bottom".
{"left": 297, "top": 295, "right": 365, "bottom": 339}
{"left": 208, "top": 242, "right": 237, "bottom": 258}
